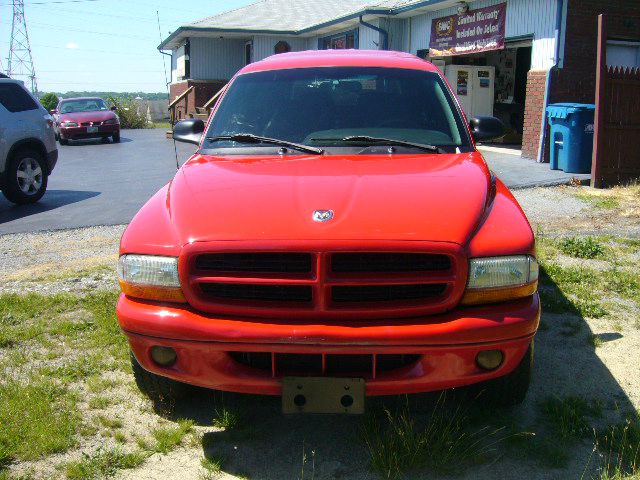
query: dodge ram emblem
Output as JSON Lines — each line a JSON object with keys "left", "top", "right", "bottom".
{"left": 312, "top": 210, "right": 334, "bottom": 222}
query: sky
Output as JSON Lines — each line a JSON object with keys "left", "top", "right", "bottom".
{"left": 0, "top": 0, "right": 253, "bottom": 93}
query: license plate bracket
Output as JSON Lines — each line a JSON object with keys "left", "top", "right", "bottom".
{"left": 87, "top": 126, "right": 98, "bottom": 133}
{"left": 282, "top": 377, "right": 365, "bottom": 414}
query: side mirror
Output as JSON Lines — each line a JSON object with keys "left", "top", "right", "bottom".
{"left": 110, "top": 105, "right": 117, "bottom": 111}
{"left": 173, "top": 118, "right": 205, "bottom": 145}
{"left": 469, "top": 116, "right": 505, "bottom": 142}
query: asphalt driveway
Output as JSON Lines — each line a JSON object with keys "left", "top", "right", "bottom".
{"left": 0, "top": 130, "right": 590, "bottom": 234}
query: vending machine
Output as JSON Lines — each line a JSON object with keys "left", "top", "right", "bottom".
{"left": 444, "top": 65, "right": 495, "bottom": 119}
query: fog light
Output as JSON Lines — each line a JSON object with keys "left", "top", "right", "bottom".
{"left": 476, "top": 350, "right": 503, "bottom": 371}
{"left": 150, "top": 346, "right": 177, "bottom": 367}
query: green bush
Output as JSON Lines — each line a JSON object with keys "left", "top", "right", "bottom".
{"left": 106, "top": 96, "right": 149, "bottom": 129}
{"left": 39, "top": 92, "right": 59, "bottom": 112}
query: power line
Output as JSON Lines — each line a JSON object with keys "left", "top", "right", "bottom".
{"left": 0, "top": 20, "right": 157, "bottom": 40}
{"left": 0, "top": 40, "right": 162, "bottom": 57}
{"left": 0, "top": 0, "right": 104, "bottom": 6}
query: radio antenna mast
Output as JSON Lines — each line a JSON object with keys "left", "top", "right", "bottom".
{"left": 8, "top": 0, "right": 38, "bottom": 95}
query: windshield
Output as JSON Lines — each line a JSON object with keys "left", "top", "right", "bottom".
{"left": 59, "top": 99, "right": 108, "bottom": 114}
{"left": 203, "top": 67, "right": 470, "bottom": 153}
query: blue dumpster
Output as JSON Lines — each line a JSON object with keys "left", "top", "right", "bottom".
{"left": 546, "top": 103, "right": 596, "bottom": 174}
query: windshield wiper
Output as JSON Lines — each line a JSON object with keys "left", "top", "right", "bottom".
{"left": 206, "top": 134, "right": 324, "bottom": 155}
{"left": 311, "top": 135, "right": 441, "bottom": 153}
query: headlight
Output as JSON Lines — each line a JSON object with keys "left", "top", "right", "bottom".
{"left": 62, "top": 121, "right": 78, "bottom": 127}
{"left": 461, "top": 255, "right": 538, "bottom": 305}
{"left": 103, "top": 118, "right": 118, "bottom": 125}
{"left": 117, "top": 255, "right": 185, "bottom": 302}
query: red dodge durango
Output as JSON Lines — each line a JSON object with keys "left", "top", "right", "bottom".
{"left": 116, "top": 50, "right": 539, "bottom": 413}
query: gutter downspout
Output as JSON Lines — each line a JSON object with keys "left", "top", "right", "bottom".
{"left": 359, "top": 15, "right": 389, "bottom": 50}
{"left": 537, "top": 0, "right": 565, "bottom": 162}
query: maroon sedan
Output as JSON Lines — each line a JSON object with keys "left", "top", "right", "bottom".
{"left": 52, "top": 97, "right": 120, "bottom": 144}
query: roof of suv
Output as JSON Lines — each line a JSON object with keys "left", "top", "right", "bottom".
{"left": 240, "top": 49, "right": 438, "bottom": 75}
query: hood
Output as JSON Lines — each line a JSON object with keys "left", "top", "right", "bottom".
{"left": 59, "top": 110, "right": 117, "bottom": 123}
{"left": 167, "top": 152, "right": 491, "bottom": 246}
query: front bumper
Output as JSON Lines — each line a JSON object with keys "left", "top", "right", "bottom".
{"left": 60, "top": 124, "right": 119, "bottom": 139}
{"left": 46, "top": 149, "right": 58, "bottom": 174}
{"left": 118, "top": 293, "right": 540, "bottom": 396}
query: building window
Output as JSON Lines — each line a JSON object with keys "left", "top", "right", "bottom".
{"left": 274, "top": 41, "right": 291, "bottom": 54}
{"left": 319, "top": 29, "right": 358, "bottom": 50}
{"left": 607, "top": 40, "right": 640, "bottom": 68}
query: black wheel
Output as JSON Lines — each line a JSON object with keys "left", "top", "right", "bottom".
{"left": 1, "top": 148, "right": 48, "bottom": 204}
{"left": 472, "top": 342, "right": 533, "bottom": 407}
{"left": 59, "top": 137, "right": 69, "bottom": 145}
{"left": 112, "top": 131, "right": 121, "bottom": 143}
{"left": 131, "top": 352, "right": 189, "bottom": 403}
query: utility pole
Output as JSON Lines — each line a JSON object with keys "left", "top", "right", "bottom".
{"left": 8, "top": 0, "right": 38, "bottom": 95}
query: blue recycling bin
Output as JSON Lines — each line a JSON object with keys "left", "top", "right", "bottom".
{"left": 546, "top": 103, "right": 596, "bottom": 174}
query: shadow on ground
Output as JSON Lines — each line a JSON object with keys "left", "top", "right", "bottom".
{"left": 62, "top": 136, "right": 133, "bottom": 146}
{"left": 0, "top": 190, "right": 101, "bottom": 225}
{"left": 150, "top": 274, "right": 635, "bottom": 480}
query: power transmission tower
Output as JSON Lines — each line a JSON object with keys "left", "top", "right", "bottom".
{"left": 8, "top": 0, "right": 38, "bottom": 95}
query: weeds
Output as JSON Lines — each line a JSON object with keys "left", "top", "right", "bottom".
{"left": 200, "top": 456, "right": 224, "bottom": 479}
{"left": 362, "top": 394, "right": 503, "bottom": 479}
{"left": 539, "top": 396, "right": 602, "bottom": 440}
{"left": 594, "top": 416, "right": 640, "bottom": 479}
{"left": 558, "top": 236, "right": 606, "bottom": 259}
{"left": 213, "top": 407, "right": 242, "bottom": 430}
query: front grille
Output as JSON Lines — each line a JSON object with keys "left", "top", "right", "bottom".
{"left": 186, "top": 248, "right": 462, "bottom": 319}
{"left": 80, "top": 121, "right": 102, "bottom": 127}
{"left": 196, "top": 253, "right": 312, "bottom": 274}
{"left": 200, "top": 283, "right": 312, "bottom": 302}
{"left": 332, "top": 253, "right": 451, "bottom": 273}
{"left": 228, "top": 351, "right": 421, "bottom": 378}
{"left": 332, "top": 284, "right": 447, "bottom": 303}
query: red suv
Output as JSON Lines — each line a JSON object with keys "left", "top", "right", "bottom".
{"left": 52, "top": 97, "right": 120, "bottom": 144}
{"left": 117, "top": 51, "right": 539, "bottom": 413}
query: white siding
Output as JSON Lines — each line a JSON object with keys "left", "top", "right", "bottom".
{"left": 252, "top": 35, "right": 309, "bottom": 61}
{"left": 380, "top": 18, "right": 406, "bottom": 51}
{"left": 171, "top": 50, "right": 178, "bottom": 84}
{"left": 189, "top": 37, "right": 246, "bottom": 80}
{"left": 359, "top": 20, "right": 382, "bottom": 50}
{"left": 404, "top": 0, "right": 560, "bottom": 70}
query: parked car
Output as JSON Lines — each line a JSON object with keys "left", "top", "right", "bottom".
{"left": 117, "top": 50, "right": 539, "bottom": 412}
{"left": 0, "top": 78, "right": 58, "bottom": 204}
{"left": 52, "top": 97, "right": 120, "bottom": 145}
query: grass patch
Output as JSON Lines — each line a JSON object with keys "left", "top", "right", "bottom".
{"left": 573, "top": 191, "right": 621, "bottom": 209}
{"left": 88, "top": 396, "right": 115, "bottom": 410}
{"left": 362, "top": 395, "right": 502, "bottom": 479}
{"left": 558, "top": 236, "right": 606, "bottom": 259}
{"left": 64, "top": 448, "right": 147, "bottom": 480}
{"left": 150, "top": 419, "right": 194, "bottom": 454}
{"left": 97, "top": 415, "right": 123, "bottom": 430}
{"left": 539, "top": 263, "right": 607, "bottom": 318}
{"left": 539, "top": 396, "right": 602, "bottom": 440}
{"left": 507, "top": 431, "right": 571, "bottom": 468}
{"left": 0, "top": 379, "right": 78, "bottom": 466}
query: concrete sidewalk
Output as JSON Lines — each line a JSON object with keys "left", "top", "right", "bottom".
{"left": 478, "top": 145, "right": 591, "bottom": 189}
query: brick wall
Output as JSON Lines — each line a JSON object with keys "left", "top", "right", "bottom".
{"left": 521, "top": 70, "right": 548, "bottom": 160}
{"left": 550, "top": 0, "right": 640, "bottom": 104}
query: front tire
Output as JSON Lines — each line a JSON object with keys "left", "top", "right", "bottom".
{"left": 472, "top": 342, "right": 533, "bottom": 407}
{"left": 59, "top": 137, "right": 69, "bottom": 145}
{"left": 131, "top": 352, "right": 189, "bottom": 404}
{"left": 112, "top": 131, "right": 121, "bottom": 143}
{"left": 1, "top": 149, "right": 48, "bottom": 204}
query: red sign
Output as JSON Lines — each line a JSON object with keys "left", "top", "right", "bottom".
{"left": 429, "top": 3, "right": 506, "bottom": 57}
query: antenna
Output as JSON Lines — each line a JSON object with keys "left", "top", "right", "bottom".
{"left": 157, "top": 10, "right": 180, "bottom": 170}
{"left": 8, "top": 0, "right": 38, "bottom": 95}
